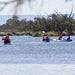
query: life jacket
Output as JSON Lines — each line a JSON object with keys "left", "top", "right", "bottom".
{"left": 59, "top": 35, "right": 62, "bottom": 39}
{"left": 60, "top": 35, "right": 62, "bottom": 38}
{"left": 67, "top": 36, "right": 70, "bottom": 40}
{"left": 4, "top": 38, "right": 10, "bottom": 43}
{"left": 46, "top": 36, "right": 49, "bottom": 40}
{"left": 43, "top": 36, "right": 49, "bottom": 41}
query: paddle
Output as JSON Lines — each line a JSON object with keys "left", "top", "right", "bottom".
{"left": 11, "top": 42, "right": 15, "bottom": 44}
{"left": 37, "top": 40, "right": 42, "bottom": 42}
{"left": 37, "top": 39, "right": 52, "bottom": 42}
{"left": 11, "top": 38, "right": 17, "bottom": 40}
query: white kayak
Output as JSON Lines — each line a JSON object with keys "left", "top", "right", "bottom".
{"left": 53, "top": 39, "right": 72, "bottom": 42}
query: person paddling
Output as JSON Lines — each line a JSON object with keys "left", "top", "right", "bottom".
{"left": 2, "top": 35, "right": 11, "bottom": 44}
{"left": 58, "top": 34, "right": 62, "bottom": 40}
{"left": 66, "top": 35, "right": 70, "bottom": 40}
{"left": 43, "top": 34, "right": 50, "bottom": 42}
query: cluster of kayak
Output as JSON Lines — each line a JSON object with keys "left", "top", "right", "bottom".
{"left": 1, "top": 34, "right": 73, "bottom": 45}
{"left": 42, "top": 34, "right": 72, "bottom": 42}
{"left": 42, "top": 39, "right": 72, "bottom": 42}
{"left": 52, "top": 39, "right": 72, "bottom": 42}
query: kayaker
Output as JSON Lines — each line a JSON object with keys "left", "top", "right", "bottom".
{"left": 66, "top": 35, "right": 70, "bottom": 40}
{"left": 58, "top": 34, "right": 62, "bottom": 40}
{"left": 2, "top": 35, "right": 11, "bottom": 43}
{"left": 43, "top": 34, "right": 50, "bottom": 41}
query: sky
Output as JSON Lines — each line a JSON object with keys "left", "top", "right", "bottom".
{"left": 0, "top": 15, "right": 47, "bottom": 25}
{"left": 0, "top": 0, "right": 75, "bottom": 15}
{"left": 0, "top": 0, "right": 75, "bottom": 25}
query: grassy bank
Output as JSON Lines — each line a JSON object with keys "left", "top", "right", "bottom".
{"left": 0, "top": 31, "right": 74, "bottom": 36}
{"left": 34, "top": 32, "right": 58, "bottom": 37}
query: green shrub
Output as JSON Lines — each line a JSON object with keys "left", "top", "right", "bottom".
{"left": 47, "top": 32, "right": 58, "bottom": 36}
{"left": 34, "top": 33, "right": 44, "bottom": 37}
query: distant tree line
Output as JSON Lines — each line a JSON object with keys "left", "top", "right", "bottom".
{"left": 0, "top": 13, "right": 75, "bottom": 35}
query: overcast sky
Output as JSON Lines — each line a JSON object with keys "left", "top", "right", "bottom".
{"left": 0, "top": 0, "right": 75, "bottom": 15}
{"left": 0, "top": 0, "right": 75, "bottom": 25}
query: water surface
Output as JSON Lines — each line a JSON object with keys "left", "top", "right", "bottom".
{"left": 0, "top": 35, "right": 75, "bottom": 64}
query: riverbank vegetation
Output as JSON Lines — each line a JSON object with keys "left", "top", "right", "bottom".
{"left": 0, "top": 12, "right": 75, "bottom": 36}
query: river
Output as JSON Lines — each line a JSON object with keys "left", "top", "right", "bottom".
{"left": 0, "top": 35, "right": 75, "bottom": 64}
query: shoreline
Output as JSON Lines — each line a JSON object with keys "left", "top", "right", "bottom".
{"left": 0, "top": 31, "right": 75, "bottom": 36}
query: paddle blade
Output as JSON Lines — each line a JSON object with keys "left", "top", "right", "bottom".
{"left": 14, "top": 38, "right": 17, "bottom": 40}
{"left": 11, "top": 42, "right": 15, "bottom": 44}
{"left": 37, "top": 40, "right": 41, "bottom": 42}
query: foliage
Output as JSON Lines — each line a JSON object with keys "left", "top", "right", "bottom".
{"left": 34, "top": 33, "right": 44, "bottom": 37}
{"left": 0, "top": 13, "right": 75, "bottom": 36}
{"left": 47, "top": 32, "right": 58, "bottom": 36}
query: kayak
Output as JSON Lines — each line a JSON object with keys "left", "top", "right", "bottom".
{"left": 53, "top": 39, "right": 72, "bottom": 42}
{"left": 60, "top": 39, "right": 72, "bottom": 42}
{"left": 4, "top": 43, "right": 11, "bottom": 45}
{"left": 4, "top": 42, "right": 14, "bottom": 45}
{"left": 42, "top": 40, "right": 50, "bottom": 42}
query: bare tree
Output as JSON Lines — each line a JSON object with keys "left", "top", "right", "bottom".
{"left": 0, "top": 0, "right": 33, "bottom": 15}
{"left": 0, "top": 0, "right": 73, "bottom": 15}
